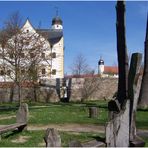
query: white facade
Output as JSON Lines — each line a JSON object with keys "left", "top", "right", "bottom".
{"left": 98, "top": 65, "right": 104, "bottom": 75}
{"left": 52, "top": 24, "right": 63, "bottom": 30}
{"left": 0, "top": 17, "right": 64, "bottom": 81}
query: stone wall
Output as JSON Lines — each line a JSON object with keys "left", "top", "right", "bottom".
{"left": 0, "top": 77, "right": 118, "bottom": 103}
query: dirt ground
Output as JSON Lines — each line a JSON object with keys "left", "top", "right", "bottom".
{"left": 28, "top": 123, "right": 105, "bottom": 133}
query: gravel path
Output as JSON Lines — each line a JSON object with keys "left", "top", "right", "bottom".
{"left": 28, "top": 124, "right": 105, "bottom": 133}
{"left": 28, "top": 124, "right": 148, "bottom": 137}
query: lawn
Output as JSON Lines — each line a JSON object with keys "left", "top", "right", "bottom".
{"left": 0, "top": 130, "right": 104, "bottom": 147}
{"left": 0, "top": 100, "right": 148, "bottom": 147}
{"left": 0, "top": 101, "right": 108, "bottom": 125}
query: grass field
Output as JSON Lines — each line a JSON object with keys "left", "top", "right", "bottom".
{"left": 0, "top": 100, "right": 148, "bottom": 147}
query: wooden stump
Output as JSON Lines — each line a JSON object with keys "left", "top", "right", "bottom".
{"left": 89, "top": 107, "right": 98, "bottom": 118}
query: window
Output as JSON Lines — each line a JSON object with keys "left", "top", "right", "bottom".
{"left": 30, "top": 53, "right": 34, "bottom": 58}
{"left": 21, "top": 53, "right": 25, "bottom": 58}
{"left": 51, "top": 52, "right": 56, "bottom": 58}
{"left": 42, "top": 68, "right": 46, "bottom": 75}
{"left": 7, "top": 70, "right": 11, "bottom": 76}
{"left": 21, "top": 69, "right": 25, "bottom": 73}
{"left": 9, "top": 53, "right": 13, "bottom": 59}
{"left": 26, "top": 29, "right": 29, "bottom": 33}
{"left": 25, "top": 41, "right": 29, "bottom": 45}
{"left": 0, "top": 70, "right": 4, "bottom": 76}
{"left": 52, "top": 69, "right": 56, "bottom": 75}
{"left": 41, "top": 53, "right": 45, "bottom": 59}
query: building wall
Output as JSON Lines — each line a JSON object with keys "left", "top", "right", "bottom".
{"left": 51, "top": 37, "right": 64, "bottom": 79}
{"left": 0, "top": 20, "right": 64, "bottom": 80}
{"left": 0, "top": 77, "right": 118, "bottom": 103}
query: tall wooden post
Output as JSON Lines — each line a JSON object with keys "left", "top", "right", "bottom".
{"left": 108, "top": 1, "right": 129, "bottom": 112}
{"left": 116, "top": 0, "right": 129, "bottom": 107}
{"left": 139, "top": 15, "right": 148, "bottom": 108}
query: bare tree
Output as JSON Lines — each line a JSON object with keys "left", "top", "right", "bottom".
{"left": 80, "top": 77, "right": 100, "bottom": 102}
{"left": 71, "top": 53, "right": 94, "bottom": 76}
{"left": 0, "top": 11, "right": 50, "bottom": 103}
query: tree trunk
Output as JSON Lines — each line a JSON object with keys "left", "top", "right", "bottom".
{"left": 33, "top": 85, "right": 37, "bottom": 102}
{"left": 17, "top": 81, "right": 21, "bottom": 105}
{"left": 10, "top": 85, "right": 14, "bottom": 102}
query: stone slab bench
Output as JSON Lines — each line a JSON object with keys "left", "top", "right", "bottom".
{"left": 0, "top": 103, "right": 28, "bottom": 140}
{"left": 69, "top": 139, "right": 106, "bottom": 147}
{"left": 82, "top": 139, "right": 106, "bottom": 147}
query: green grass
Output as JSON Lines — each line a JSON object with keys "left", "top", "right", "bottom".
{"left": 29, "top": 105, "right": 107, "bottom": 125}
{"left": 136, "top": 109, "right": 148, "bottom": 129}
{"left": 0, "top": 101, "right": 108, "bottom": 125}
{"left": 0, "top": 100, "right": 148, "bottom": 129}
{"left": 0, "top": 100, "right": 148, "bottom": 147}
{"left": 142, "top": 137, "right": 148, "bottom": 147}
{"left": 0, "top": 130, "right": 104, "bottom": 147}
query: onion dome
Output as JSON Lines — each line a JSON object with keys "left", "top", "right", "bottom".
{"left": 52, "top": 16, "right": 63, "bottom": 26}
{"left": 98, "top": 59, "right": 104, "bottom": 65}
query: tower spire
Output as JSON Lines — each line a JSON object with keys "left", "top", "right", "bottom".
{"left": 55, "top": 6, "right": 59, "bottom": 17}
{"left": 52, "top": 7, "right": 63, "bottom": 30}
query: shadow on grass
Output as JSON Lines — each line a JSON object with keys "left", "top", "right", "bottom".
{"left": 3, "top": 130, "right": 21, "bottom": 139}
{"left": 92, "top": 135, "right": 106, "bottom": 143}
{"left": 137, "top": 121, "right": 148, "bottom": 129}
{"left": 137, "top": 108, "right": 148, "bottom": 112}
{"left": 0, "top": 107, "right": 18, "bottom": 112}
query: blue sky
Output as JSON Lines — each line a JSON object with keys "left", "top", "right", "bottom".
{"left": 0, "top": 1, "right": 147, "bottom": 74}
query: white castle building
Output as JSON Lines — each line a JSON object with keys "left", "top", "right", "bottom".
{"left": 0, "top": 15, "right": 64, "bottom": 81}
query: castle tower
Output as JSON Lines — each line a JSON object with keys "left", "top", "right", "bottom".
{"left": 51, "top": 14, "right": 63, "bottom": 30}
{"left": 49, "top": 14, "right": 64, "bottom": 79}
{"left": 98, "top": 57, "right": 104, "bottom": 75}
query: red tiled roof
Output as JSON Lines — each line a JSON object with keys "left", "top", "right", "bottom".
{"left": 104, "top": 66, "right": 118, "bottom": 74}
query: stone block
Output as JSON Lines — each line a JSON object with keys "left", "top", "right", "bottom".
{"left": 16, "top": 103, "right": 28, "bottom": 124}
{"left": 44, "top": 128, "right": 61, "bottom": 147}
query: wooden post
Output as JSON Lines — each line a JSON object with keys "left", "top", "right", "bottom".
{"left": 89, "top": 107, "right": 98, "bottom": 118}
{"left": 138, "top": 15, "right": 148, "bottom": 108}
{"left": 128, "top": 53, "right": 145, "bottom": 146}
{"left": 116, "top": 0, "right": 129, "bottom": 107}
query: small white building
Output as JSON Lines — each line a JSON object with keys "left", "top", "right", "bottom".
{"left": 98, "top": 58, "right": 118, "bottom": 78}
{"left": 98, "top": 58, "right": 104, "bottom": 75}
